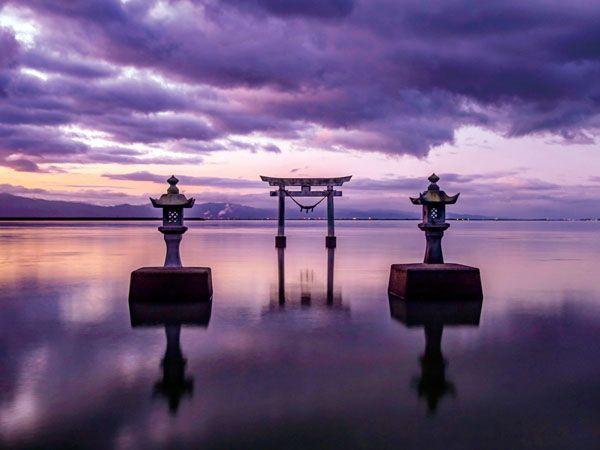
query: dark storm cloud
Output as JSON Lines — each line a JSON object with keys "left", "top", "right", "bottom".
{"left": 0, "top": 27, "right": 18, "bottom": 69}
{"left": 4, "top": 74, "right": 196, "bottom": 118}
{"left": 218, "top": 0, "right": 355, "bottom": 19}
{"left": 93, "top": 113, "right": 218, "bottom": 143}
{"left": 0, "top": 122, "right": 89, "bottom": 170}
{"left": 0, "top": 124, "right": 88, "bottom": 156}
{"left": 0, "top": 0, "right": 599, "bottom": 163}
{"left": 0, "top": 26, "right": 18, "bottom": 96}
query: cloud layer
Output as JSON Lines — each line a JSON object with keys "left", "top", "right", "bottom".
{"left": 0, "top": 0, "right": 598, "bottom": 172}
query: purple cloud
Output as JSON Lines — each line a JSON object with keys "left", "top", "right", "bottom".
{"left": 218, "top": 0, "right": 355, "bottom": 19}
{"left": 0, "top": 0, "right": 598, "bottom": 168}
{"left": 2, "top": 157, "right": 45, "bottom": 172}
{"left": 102, "top": 171, "right": 262, "bottom": 189}
{"left": 0, "top": 26, "right": 18, "bottom": 96}
{"left": 21, "top": 49, "right": 116, "bottom": 79}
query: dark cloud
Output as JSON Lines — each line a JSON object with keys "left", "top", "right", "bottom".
{"left": 81, "top": 148, "right": 205, "bottom": 165}
{"left": 0, "top": 0, "right": 598, "bottom": 164}
{"left": 0, "top": 124, "right": 89, "bottom": 156}
{"left": 262, "top": 143, "right": 281, "bottom": 153}
{"left": 172, "top": 139, "right": 282, "bottom": 154}
{"left": 93, "top": 113, "right": 218, "bottom": 143}
{"left": 0, "top": 182, "right": 50, "bottom": 195}
{"left": 21, "top": 49, "right": 116, "bottom": 79}
{"left": 2, "top": 158, "right": 42, "bottom": 172}
{"left": 4, "top": 74, "right": 196, "bottom": 119}
{"left": 102, "top": 171, "right": 262, "bottom": 189}
{"left": 0, "top": 27, "right": 18, "bottom": 69}
{"left": 349, "top": 173, "right": 481, "bottom": 192}
{"left": 218, "top": 0, "right": 355, "bottom": 19}
{"left": 349, "top": 172, "right": 563, "bottom": 195}
{"left": 0, "top": 26, "right": 19, "bottom": 96}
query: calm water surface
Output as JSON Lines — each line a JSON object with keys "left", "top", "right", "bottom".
{"left": 0, "top": 220, "right": 598, "bottom": 449}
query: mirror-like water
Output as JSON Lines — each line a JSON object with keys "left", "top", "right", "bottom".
{"left": 0, "top": 220, "right": 598, "bottom": 449}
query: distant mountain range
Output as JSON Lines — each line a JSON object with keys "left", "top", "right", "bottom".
{"left": 0, "top": 193, "right": 491, "bottom": 220}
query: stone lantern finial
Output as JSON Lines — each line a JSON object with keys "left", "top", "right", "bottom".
{"left": 428, "top": 173, "right": 440, "bottom": 190}
{"left": 167, "top": 175, "right": 180, "bottom": 194}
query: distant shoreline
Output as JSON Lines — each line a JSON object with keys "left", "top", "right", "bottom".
{"left": 0, "top": 217, "right": 597, "bottom": 222}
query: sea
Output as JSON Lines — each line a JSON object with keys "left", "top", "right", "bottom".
{"left": 0, "top": 220, "right": 598, "bottom": 449}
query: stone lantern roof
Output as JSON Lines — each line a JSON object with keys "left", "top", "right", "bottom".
{"left": 150, "top": 176, "right": 195, "bottom": 208}
{"left": 410, "top": 174, "right": 459, "bottom": 205}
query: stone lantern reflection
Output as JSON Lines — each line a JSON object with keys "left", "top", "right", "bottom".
{"left": 154, "top": 325, "right": 193, "bottom": 415}
{"left": 389, "top": 297, "right": 482, "bottom": 414}
{"left": 410, "top": 174, "right": 459, "bottom": 264}
{"left": 150, "top": 176, "right": 195, "bottom": 267}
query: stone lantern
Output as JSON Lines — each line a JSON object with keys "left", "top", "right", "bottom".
{"left": 410, "top": 174, "right": 459, "bottom": 264}
{"left": 388, "top": 173, "right": 482, "bottom": 301}
{"left": 129, "top": 175, "right": 212, "bottom": 304}
{"left": 150, "top": 176, "right": 195, "bottom": 267}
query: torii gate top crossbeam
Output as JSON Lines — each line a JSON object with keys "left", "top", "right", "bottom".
{"left": 260, "top": 176, "right": 352, "bottom": 187}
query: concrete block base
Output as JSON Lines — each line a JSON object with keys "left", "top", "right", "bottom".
{"left": 129, "top": 267, "right": 213, "bottom": 303}
{"left": 325, "top": 236, "right": 337, "bottom": 248}
{"left": 129, "top": 301, "right": 212, "bottom": 327}
{"left": 275, "top": 235, "right": 287, "bottom": 248}
{"left": 389, "top": 297, "right": 482, "bottom": 326}
{"left": 388, "top": 263, "right": 482, "bottom": 301}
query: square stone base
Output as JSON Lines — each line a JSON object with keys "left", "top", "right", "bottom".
{"left": 129, "top": 267, "right": 213, "bottom": 303}
{"left": 388, "top": 263, "right": 482, "bottom": 301}
{"left": 325, "top": 236, "right": 337, "bottom": 248}
{"left": 389, "top": 297, "right": 482, "bottom": 326}
{"left": 129, "top": 301, "right": 212, "bottom": 327}
{"left": 275, "top": 235, "right": 287, "bottom": 248}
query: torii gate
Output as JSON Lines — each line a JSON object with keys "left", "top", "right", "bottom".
{"left": 260, "top": 176, "right": 352, "bottom": 248}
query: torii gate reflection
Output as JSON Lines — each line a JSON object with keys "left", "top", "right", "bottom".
{"left": 260, "top": 176, "right": 352, "bottom": 248}
{"left": 270, "top": 247, "right": 345, "bottom": 309}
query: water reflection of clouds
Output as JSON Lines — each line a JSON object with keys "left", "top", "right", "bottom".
{"left": 1, "top": 296, "right": 598, "bottom": 449}
{"left": 0, "top": 222, "right": 599, "bottom": 448}
{"left": 0, "top": 346, "right": 48, "bottom": 439}
{"left": 58, "top": 284, "right": 115, "bottom": 325}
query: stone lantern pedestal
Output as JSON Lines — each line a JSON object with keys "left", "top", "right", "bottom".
{"left": 388, "top": 263, "right": 482, "bottom": 301}
{"left": 388, "top": 174, "right": 482, "bottom": 301}
{"left": 129, "top": 176, "right": 213, "bottom": 303}
{"left": 129, "top": 267, "right": 213, "bottom": 303}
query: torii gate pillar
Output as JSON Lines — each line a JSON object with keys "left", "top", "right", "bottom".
{"left": 276, "top": 186, "right": 286, "bottom": 248}
{"left": 326, "top": 186, "right": 336, "bottom": 248}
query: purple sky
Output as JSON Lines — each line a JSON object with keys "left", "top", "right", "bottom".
{"left": 0, "top": 0, "right": 599, "bottom": 218}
